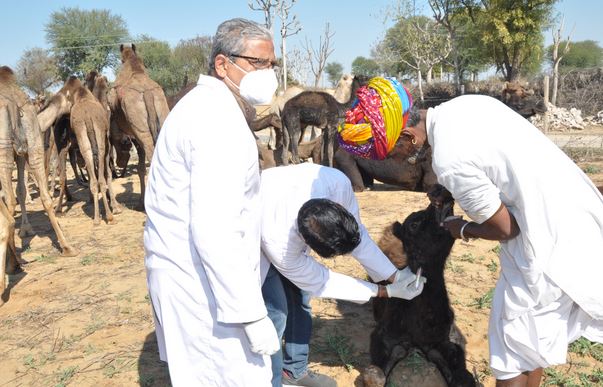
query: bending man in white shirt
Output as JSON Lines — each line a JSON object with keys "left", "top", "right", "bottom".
{"left": 260, "top": 163, "right": 425, "bottom": 387}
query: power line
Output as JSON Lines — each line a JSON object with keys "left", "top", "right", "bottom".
{"left": 47, "top": 40, "right": 162, "bottom": 51}
{"left": 48, "top": 33, "right": 130, "bottom": 41}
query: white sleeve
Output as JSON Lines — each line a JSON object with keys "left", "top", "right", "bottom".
{"left": 438, "top": 166, "right": 501, "bottom": 224}
{"left": 342, "top": 183, "right": 397, "bottom": 281}
{"left": 263, "top": 242, "right": 378, "bottom": 304}
{"left": 189, "top": 121, "right": 266, "bottom": 324}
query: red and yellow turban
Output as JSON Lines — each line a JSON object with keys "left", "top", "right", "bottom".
{"left": 337, "top": 77, "right": 413, "bottom": 160}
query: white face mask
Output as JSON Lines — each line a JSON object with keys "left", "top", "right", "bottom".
{"left": 227, "top": 61, "right": 279, "bottom": 105}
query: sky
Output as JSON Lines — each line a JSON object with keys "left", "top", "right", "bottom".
{"left": 1, "top": 0, "right": 602, "bottom": 86}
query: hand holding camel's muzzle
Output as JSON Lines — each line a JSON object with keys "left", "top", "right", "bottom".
{"left": 386, "top": 273, "right": 426, "bottom": 300}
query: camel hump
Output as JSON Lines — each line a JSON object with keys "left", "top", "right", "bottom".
{"left": 143, "top": 90, "right": 159, "bottom": 143}
{"left": 0, "top": 66, "right": 16, "bottom": 84}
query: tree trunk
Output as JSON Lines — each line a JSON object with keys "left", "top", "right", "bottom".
{"left": 282, "top": 36, "right": 288, "bottom": 91}
{"left": 426, "top": 67, "right": 433, "bottom": 84}
{"left": 417, "top": 69, "right": 424, "bottom": 102}
{"left": 552, "top": 60, "right": 560, "bottom": 106}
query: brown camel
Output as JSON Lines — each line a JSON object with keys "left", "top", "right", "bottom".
{"left": 0, "top": 66, "right": 77, "bottom": 258}
{"left": 55, "top": 77, "right": 120, "bottom": 224}
{"left": 107, "top": 44, "right": 170, "bottom": 209}
{"left": 86, "top": 71, "right": 133, "bottom": 182}
{"left": 280, "top": 75, "right": 366, "bottom": 167}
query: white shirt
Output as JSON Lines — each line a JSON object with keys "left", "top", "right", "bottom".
{"left": 144, "top": 75, "right": 270, "bottom": 386}
{"left": 260, "top": 163, "right": 397, "bottom": 303}
{"left": 427, "top": 94, "right": 603, "bottom": 320}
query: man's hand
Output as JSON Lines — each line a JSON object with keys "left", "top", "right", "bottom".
{"left": 385, "top": 272, "right": 426, "bottom": 300}
{"left": 393, "top": 266, "right": 416, "bottom": 283}
{"left": 441, "top": 216, "right": 467, "bottom": 240}
{"left": 243, "top": 316, "right": 280, "bottom": 355}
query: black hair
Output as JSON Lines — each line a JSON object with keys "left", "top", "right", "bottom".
{"left": 406, "top": 104, "right": 421, "bottom": 128}
{"left": 297, "top": 198, "right": 361, "bottom": 258}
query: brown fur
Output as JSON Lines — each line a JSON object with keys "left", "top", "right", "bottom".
{"left": 0, "top": 66, "right": 16, "bottom": 83}
{"left": 55, "top": 78, "right": 121, "bottom": 224}
{"left": 109, "top": 44, "right": 170, "bottom": 210}
{"left": 0, "top": 66, "right": 78, "bottom": 276}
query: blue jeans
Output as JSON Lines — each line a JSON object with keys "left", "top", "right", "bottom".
{"left": 262, "top": 265, "right": 312, "bottom": 387}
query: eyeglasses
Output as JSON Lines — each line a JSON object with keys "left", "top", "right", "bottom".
{"left": 229, "top": 53, "right": 279, "bottom": 70}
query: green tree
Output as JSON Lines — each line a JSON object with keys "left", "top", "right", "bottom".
{"left": 469, "top": 0, "right": 556, "bottom": 81}
{"left": 135, "top": 35, "right": 181, "bottom": 95}
{"left": 429, "top": 0, "right": 490, "bottom": 87}
{"left": 547, "top": 40, "right": 603, "bottom": 70}
{"left": 352, "top": 56, "right": 380, "bottom": 77}
{"left": 45, "top": 7, "right": 129, "bottom": 78}
{"left": 172, "top": 36, "right": 212, "bottom": 84}
{"left": 324, "top": 62, "right": 343, "bottom": 87}
{"left": 15, "top": 47, "right": 59, "bottom": 96}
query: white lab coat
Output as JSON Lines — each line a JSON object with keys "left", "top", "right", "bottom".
{"left": 259, "top": 164, "right": 397, "bottom": 303}
{"left": 426, "top": 95, "right": 603, "bottom": 375}
{"left": 144, "top": 75, "right": 271, "bottom": 386}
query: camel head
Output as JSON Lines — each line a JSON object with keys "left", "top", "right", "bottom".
{"left": 85, "top": 70, "right": 99, "bottom": 91}
{"left": 120, "top": 44, "right": 138, "bottom": 63}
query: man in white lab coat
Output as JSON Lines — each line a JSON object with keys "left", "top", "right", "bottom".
{"left": 345, "top": 94, "right": 603, "bottom": 386}
{"left": 260, "top": 163, "right": 426, "bottom": 387}
{"left": 144, "top": 18, "right": 281, "bottom": 386}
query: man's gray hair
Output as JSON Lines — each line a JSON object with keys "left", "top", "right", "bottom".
{"left": 209, "top": 18, "right": 273, "bottom": 73}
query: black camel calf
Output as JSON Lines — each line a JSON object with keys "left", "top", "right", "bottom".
{"left": 368, "top": 185, "right": 475, "bottom": 387}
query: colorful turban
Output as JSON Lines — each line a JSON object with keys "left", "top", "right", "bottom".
{"left": 337, "top": 77, "right": 413, "bottom": 160}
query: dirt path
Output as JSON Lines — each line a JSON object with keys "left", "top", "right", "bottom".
{"left": 1, "top": 153, "right": 602, "bottom": 386}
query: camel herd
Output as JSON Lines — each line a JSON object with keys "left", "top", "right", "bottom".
{"left": 0, "top": 44, "right": 171, "bottom": 303}
{"left": 0, "top": 43, "right": 367, "bottom": 303}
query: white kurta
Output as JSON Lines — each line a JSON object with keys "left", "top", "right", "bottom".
{"left": 259, "top": 163, "right": 397, "bottom": 303}
{"left": 426, "top": 95, "right": 603, "bottom": 376}
{"left": 144, "top": 75, "right": 271, "bottom": 386}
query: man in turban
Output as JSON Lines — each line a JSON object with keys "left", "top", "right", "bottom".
{"left": 339, "top": 88, "right": 603, "bottom": 386}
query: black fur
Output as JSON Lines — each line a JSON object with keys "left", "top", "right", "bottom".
{"left": 369, "top": 185, "right": 475, "bottom": 386}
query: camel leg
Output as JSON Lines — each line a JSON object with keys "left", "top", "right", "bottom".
{"left": 104, "top": 134, "right": 122, "bottom": 214}
{"left": 27, "top": 146, "right": 78, "bottom": 256}
{"left": 44, "top": 130, "right": 56, "bottom": 192}
{"left": 73, "top": 130, "right": 101, "bottom": 225}
{"left": 0, "top": 204, "right": 9, "bottom": 306}
{"left": 94, "top": 129, "right": 114, "bottom": 224}
{"left": 321, "top": 126, "right": 335, "bottom": 167}
{"left": 132, "top": 140, "right": 146, "bottom": 211}
{"left": 54, "top": 144, "right": 70, "bottom": 214}
{"left": 15, "top": 156, "right": 34, "bottom": 237}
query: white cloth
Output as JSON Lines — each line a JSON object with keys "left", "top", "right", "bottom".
{"left": 426, "top": 95, "right": 603, "bottom": 375}
{"left": 144, "top": 75, "right": 271, "bottom": 386}
{"left": 259, "top": 163, "right": 397, "bottom": 303}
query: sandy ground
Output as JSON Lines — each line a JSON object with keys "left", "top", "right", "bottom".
{"left": 1, "top": 128, "right": 602, "bottom": 387}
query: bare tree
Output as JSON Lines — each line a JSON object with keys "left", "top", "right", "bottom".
{"left": 428, "top": 0, "right": 462, "bottom": 91}
{"left": 303, "top": 23, "right": 335, "bottom": 87}
{"left": 15, "top": 47, "right": 58, "bottom": 96}
{"left": 381, "top": 16, "right": 451, "bottom": 101}
{"left": 248, "top": 0, "right": 278, "bottom": 32}
{"left": 287, "top": 47, "right": 311, "bottom": 84}
{"left": 551, "top": 16, "right": 573, "bottom": 106}
{"left": 277, "top": 0, "right": 302, "bottom": 90}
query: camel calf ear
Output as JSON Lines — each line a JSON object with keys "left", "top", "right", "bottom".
{"left": 132, "top": 43, "right": 136, "bottom": 52}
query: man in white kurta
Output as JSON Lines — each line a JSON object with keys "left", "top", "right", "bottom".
{"left": 260, "top": 163, "right": 400, "bottom": 301}
{"left": 144, "top": 18, "right": 279, "bottom": 386}
{"left": 144, "top": 74, "right": 270, "bottom": 386}
{"left": 424, "top": 95, "right": 603, "bottom": 380}
{"left": 259, "top": 163, "right": 423, "bottom": 386}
